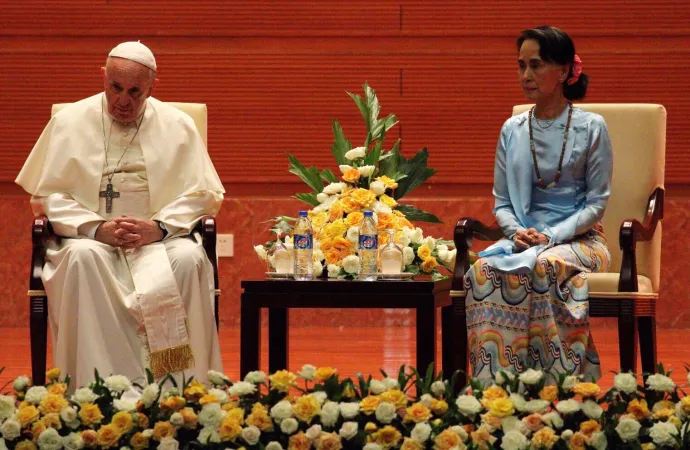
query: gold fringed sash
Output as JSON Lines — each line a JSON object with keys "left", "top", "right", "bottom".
{"left": 149, "top": 343, "right": 195, "bottom": 378}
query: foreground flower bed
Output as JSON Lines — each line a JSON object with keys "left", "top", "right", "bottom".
{"left": 1, "top": 365, "right": 690, "bottom": 450}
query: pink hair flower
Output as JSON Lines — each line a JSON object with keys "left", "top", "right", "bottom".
{"left": 567, "top": 55, "right": 583, "bottom": 85}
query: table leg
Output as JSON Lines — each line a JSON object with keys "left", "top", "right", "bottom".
{"left": 269, "top": 307, "right": 289, "bottom": 373}
{"left": 240, "top": 295, "right": 260, "bottom": 377}
{"left": 416, "top": 300, "right": 436, "bottom": 375}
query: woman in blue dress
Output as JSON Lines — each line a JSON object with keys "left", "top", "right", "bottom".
{"left": 465, "top": 26, "right": 613, "bottom": 382}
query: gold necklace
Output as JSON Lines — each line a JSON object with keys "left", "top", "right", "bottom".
{"left": 528, "top": 103, "right": 573, "bottom": 189}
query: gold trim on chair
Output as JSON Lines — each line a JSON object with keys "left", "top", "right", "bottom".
{"left": 449, "top": 290, "right": 466, "bottom": 298}
{"left": 28, "top": 290, "right": 47, "bottom": 297}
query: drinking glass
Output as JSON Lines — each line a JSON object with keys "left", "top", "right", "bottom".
{"left": 378, "top": 229, "right": 404, "bottom": 279}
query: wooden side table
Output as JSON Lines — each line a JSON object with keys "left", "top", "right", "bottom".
{"left": 240, "top": 278, "right": 463, "bottom": 378}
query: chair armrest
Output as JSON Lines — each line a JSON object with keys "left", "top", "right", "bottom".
{"left": 30, "top": 215, "right": 55, "bottom": 291}
{"left": 452, "top": 218, "right": 503, "bottom": 290}
{"left": 197, "top": 215, "right": 219, "bottom": 288}
{"left": 618, "top": 187, "right": 664, "bottom": 292}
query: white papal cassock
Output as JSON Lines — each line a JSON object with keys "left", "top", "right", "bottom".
{"left": 16, "top": 93, "right": 224, "bottom": 388}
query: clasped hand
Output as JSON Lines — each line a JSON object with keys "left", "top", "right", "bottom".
{"left": 95, "top": 216, "right": 163, "bottom": 249}
{"left": 513, "top": 227, "right": 549, "bottom": 251}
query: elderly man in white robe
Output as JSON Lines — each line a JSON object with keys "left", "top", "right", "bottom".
{"left": 15, "top": 41, "right": 224, "bottom": 388}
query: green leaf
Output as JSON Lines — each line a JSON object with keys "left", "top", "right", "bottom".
{"left": 320, "top": 168, "right": 338, "bottom": 184}
{"left": 396, "top": 204, "right": 442, "bottom": 223}
{"left": 364, "top": 133, "right": 384, "bottom": 166}
{"left": 293, "top": 192, "right": 320, "bottom": 207}
{"left": 405, "top": 265, "right": 421, "bottom": 275}
{"left": 331, "top": 121, "right": 351, "bottom": 165}
{"left": 347, "top": 91, "right": 371, "bottom": 134}
{"left": 371, "top": 113, "right": 398, "bottom": 140}
{"left": 288, "top": 153, "right": 324, "bottom": 193}
{"left": 393, "top": 148, "right": 437, "bottom": 199}
{"left": 377, "top": 139, "right": 404, "bottom": 179}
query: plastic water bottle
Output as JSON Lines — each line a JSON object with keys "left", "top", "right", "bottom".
{"left": 293, "top": 211, "right": 314, "bottom": 280}
{"left": 359, "top": 211, "right": 378, "bottom": 281}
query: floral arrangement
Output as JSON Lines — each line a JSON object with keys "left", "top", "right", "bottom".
{"left": 2, "top": 364, "right": 690, "bottom": 450}
{"left": 253, "top": 83, "right": 456, "bottom": 280}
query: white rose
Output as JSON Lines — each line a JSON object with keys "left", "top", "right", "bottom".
{"left": 12, "top": 376, "right": 29, "bottom": 392}
{"left": 208, "top": 388, "right": 228, "bottom": 404}
{"left": 198, "top": 403, "right": 224, "bottom": 427}
{"left": 524, "top": 399, "right": 550, "bottom": 414}
{"left": 518, "top": 368, "right": 543, "bottom": 386}
{"left": 500, "top": 430, "right": 529, "bottom": 450}
{"left": 555, "top": 399, "right": 581, "bottom": 415}
{"left": 615, "top": 417, "right": 641, "bottom": 442}
{"left": 439, "top": 248, "right": 456, "bottom": 269}
{"left": 242, "top": 426, "right": 261, "bottom": 445}
{"left": 372, "top": 201, "right": 392, "bottom": 215}
{"left": 1, "top": 418, "right": 21, "bottom": 441}
{"left": 422, "top": 236, "right": 436, "bottom": 250}
{"left": 375, "top": 402, "right": 396, "bottom": 424}
{"left": 298, "top": 364, "right": 317, "bottom": 380}
{"left": 280, "top": 418, "right": 299, "bottom": 435}
{"left": 142, "top": 430, "right": 154, "bottom": 438}
{"left": 207, "top": 370, "right": 229, "bottom": 386}
{"left": 403, "top": 227, "right": 424, "bottom": 245}
{"left": 114, "top": 399, "right": 137, "bottom": 412}
{"left": 562, "top": 375, "right": 578, "bottom": 391}
{"left": 646, "top": 373, "right": 676, "bottom": 393}
{"left": 369, "top": 380, "right": 386, "bottom": 395}
{"left": 560, "top": 429, "right": 573, "bottom": 440}
{"left": 411, "top": 422, "right": 432, "bottom": 443}
{"left": 590, "top": 431, "right": 607, "bottom": 450}
{"left": 382, "top": 378, "right": 400, "bottom": 390}
{"left": 0, "top": 439, "right": 6, "bottom": 450}
{"left": 197, "top": 427, "right": 221, "bottom": 444}
{"left": 141, "top": 383, "right": 160, "bottom": 408}
{"left": 342, "top": 255, "right": 361, "bottom": 274}
{"left": 455, "top": 395, "right": 482, "bottom": 416}
{"left": 254, "top": 245, "right": 267, "bottom": 261}
{"left": 0, "top": 396, "right": 15, "bottom": 421}
{"left": 402, "top": 246, "right": 415, "bottom": 266}
{"left": 244, "top": 371, "right": 266, "bottom": 385}
{"left": 344, "top": 147, "right": 366, "bottom": 160}
{"left": 270, "top": 401, "right": 294, "bottom": 422}
{"left": 613, "top": 372, "right": 637, "bottom": 394}
{"left": 363, "top": 444, "right": 382, "bottom": 450}
{"left": 338, "top": 402, "right": 360, "bottom": 420}
{"left": 501, "top": 416, "right": 528, "bottom": 435}
{"left": 540, "top": 412, "right": 563, "bottom": 429}
{"left": 496, "top": 371, "right": 515, "bottom": 386}
{"left": 323, "top": 182, "right": 346, "bottom": 194}
{"left": 105, "top": 375, "right": 131, "bottom": 393}
{"left": 60, "top": 406, "right": 80, "bottom": 429}
{"left": 398, "top": 234, "right": 411, "bottom": 248}
{"left": 266, "top": 442, "right": 283, "bottom": 450}
{"left": 327, "top": 264, "right": 342, "bottom": 278}
{"left": 346, "top": 226, "right": 359, "bottom": 244}
{"left": 450, "top": 425, "right": 469, "bottom": 442}
{"left": 339, "top": 164, "right": 354, "bottom": 174}
{"left": 62, "top": 433, "right": 84, "bottom": 450}
{"left": 316, "top": 192, "right": 330, "bottom": 203}
{"left": 339, "top": 422, "right": 358, "bottom": 440}
{"left": 420, "top": 394, "right": 434, "bottom": 407}
{"left": 229, "top": 381, "right": 257, "bottom": 397}
{"left": 37, "top": 427, "right": 62, "bottom": 450}
{"left": 305, "top": 424, "right": 322, "bottom": 441}
{"left": 509, "top": 393, "right": 527, "bottom": 412}
{"left": 320, "top": 402, "right": 340, "bottom": 428}
{"left": 169, "top": 413, "right": 184, "bottom": 428}
{"left": 370, "top": 181, "right": 386, "bottom": 195}
{"left": 310, "top": 392, "right": 328, "bottom": 406}
{"left": 157, "top": 438, "right": 179, "bottom": 450}
{"left": 357, "top": 165, "right": 376, "bottom": 178}
{"left": 25, "top": 386, "right": 48, "bottom": 404}
{"left": 581, "top": 400, "right": 603, "bottom": 419}
{"left": 650, "top": 421, "right": 678, "bottom": 446}
{"left": 431, "top": 381, "right": 445, "bottom": 397}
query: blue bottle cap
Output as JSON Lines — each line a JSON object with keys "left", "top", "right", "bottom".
{"left": 364, "top": 211, "right": 373, "bottom": 217}
{"left": 299, "top": 211, "right": 308, "bottom": 217}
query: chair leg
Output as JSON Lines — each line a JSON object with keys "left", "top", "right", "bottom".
{"left": 638, "top": 316, "right": 657, "bottom": 374}
{"left": 452, "top": 297, "right": 469, "bottom": 392}
{"left": 618, "top": 311, "right": 638, "bottom": 374}
{"left": 30, "top": 295, "right": 48, "bottom": 386}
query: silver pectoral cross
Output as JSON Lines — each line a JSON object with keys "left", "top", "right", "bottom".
{"left": 99, "top": 183, "right": 120, "bottom": 213}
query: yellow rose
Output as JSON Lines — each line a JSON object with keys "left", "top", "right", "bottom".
{"left": 340, "top": 197, "right": 361, "bottom": 214}
{"left": 111, "top": 411, "right": 134, "bottom": 435}
{"left": 573, "top": 382, "right": 600, "bottom": 398}
{"left": 579, "top": 419, "right": 601, "bottom": 437}
{"left": 350, "top": 188, "right": 376, "bottom": 208}
{"left": 376, "top": 213, "right": 395, "bottom": 230}
{"left": 180, "top": 407, "right": 198, "bottom": 429}
{"left": 329, "top": 202, "right": 345, "bottom": 221}
{"left": 160, "top": 396, "right": 186, "bottom": 411}
{"left": 31, "top": 421, "right": 46, "bottom": 441}
{"left": 323, "top": 220, "right": 348, "bottom": 239}
{"left": 225, "top": 407, "right": 245, "bottom": 425}
{"left": 314, "top": 367, "right": 338, "bottom": 381}
{"left": 430, "top": 399, "right": 449, "bottom": 416}
{"left": 360, "top": 396, "right": 382, "bottom": 415}
{"left": 39, "top": 394, "right": 68, "bottom": 415}
{"left": 152, "top": 421, "right": 176, "bottom": 441}
{"left": 342, "top": 384, "right": 355, "bottom": 399}
{"left": 97, "top": 424, "right": 121, "bottom": 448}
{"left": 375, "top": 176, "right": 398, "bottom": 190}
{"left": 416, "top": 244, "right": 432, "bottom": 260}
{"left": 531, "top": 427, "right": 558, "bottom": 449}
{"left": 269, "top": 370, "right": 297, "bottom": 393}
{"left": 401, "top": 438, "right": 424, "bottom": 450}
{"left": 488, "top": 397, "right": 514, "bottom": 418}
{"left": 343, "top": 168, "right": 361, "bottom": 183}
{"left": 288, "top": 432, "right": 311, "bottom": 450}
{"left": 45, "top": 368, "right": 61, "bottom": 382}
{"left": 403, "top": 403, "right": 432, "bottom": 423}
{"left": 17, "top": 405, "right": 40, "bottom": 427}
{"left": 481, "top": 385, "right": 508, "bottom": 406}
{"left": 420, "top": 257, "right": 438, "bottom": 273}
{"left": 81, "top": 430, "right": 98, "bottom": 447}
{"left": 246, "top": 403, "right": 274, "bottom": 432}
{"left": 653, "top": 408, "right": 675, "bottom": 420}
{"left": 379, "top": 389, "right": 407, "bottom": 409}
{"left": 316, "top": 432, "right": 342, "bottom": 450}
{"left": 569, "top": 432, "right": 588, "bottom": 450}
{"left": 41, "top": 413, "right": 62, "bottom": 430}
{"left": 292, "top": 395, "right": 321, "bottom": 423}
{"left": 47, "top": 383, "right": 67, "bottom": 396}
{"left": 79, "top": 403, "right": 104, "bottom": 427}
{"left": 680, "top": 396, "right": 690, "bottom": 414}
{"left": 375, "top": 425, "right": 402, "bottom": 449}
{"left": 184, "top": 380, "right": 207, "bottom": 402}
{"left": 379, "top": 194, "right": 398, "bottom": 209}
{"left": 344, "top": 211, "right": 364, "bottom": 228}
{"left": 627, "top": 399, "right": 650, "bottom": 420}
{"left": 538, "top": 385, "right": 559, "bottom": 402}
{"left": 670, "top": 415, "right": 682, "bottom": 430}
{"left": 15, "top": 440, "right": 37, "bottom": 450}
{"left": 218, "top": 416, "right": 243, "bottom": 441}
{"left": 641, "top": 444, "right": 656, "bottom": 450}
{"left": 199, "top": 394, "right": 219, "bottom": 405}
{"left": 471, "top": 425, "right": 495, "bottom": 449}
{"left": 325, "top": 250, "right": 342, "bottom": 265}
{"left": 332, "top": 237, "right": 352, "bottom": 252}
{"left": 364, "top": 422, "right": 378, "bottom": 433}
{"left": 433, "top": 429, "right": 462, "bottom": 450}
{"left": 309, "top": 211, "right": 329, "bottom": 231}
{"left": 130, "top": 432, "right": 150, "bottom": 450}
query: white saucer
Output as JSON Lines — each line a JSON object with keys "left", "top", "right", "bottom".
{"left": 265, "top": 272, "right": 292, "bottom": 279}
{"left": 378, "top": 272, "right": 414, "bottom": 280}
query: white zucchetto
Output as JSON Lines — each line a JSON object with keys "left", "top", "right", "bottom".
{"left": 108, "top": 41, "right": 157, "bottom": 71}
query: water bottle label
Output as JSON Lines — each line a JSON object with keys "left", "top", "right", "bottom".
{"left": 293, "top": 234, "right": 313, "bottom": 250}
{"left": 359, "top": 234, "right": 378, "bottom": 250}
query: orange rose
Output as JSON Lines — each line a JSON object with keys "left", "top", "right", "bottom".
{"left": 522, "top": 413, "right": 544, "bottom": 432}
{"left": 316, "top": 432, "right": 343, "bottom": 450}
{"left": 179, "top": 407, "right": 198, "bottom": 429}
{"left": 288, "top": 432, "right": 311, "bottom": 450}
{"left": 627, "top": 399, "right": 650, "bottom": 420}
{"left": 375, "top": 176, "right": 398, "bottom": 190}
{"left": 183, "top": 380, "right": 207, "bottom": 402}
{"left": 420, "top": 257, "right": 438, "bottom": 273}
{"left": 199, "top": 394, "right": 219, "bottom": 405}
{"left": 218, "top": 416, "right": 243, "bottom": 442}
{"left": 433, "top": 429, "right": 462, "bottom": 450}
{"left": 538, "top": 385, "right": 559, "bottom": 402}
{"left": 401, "top": 438, "right": 423, "bottom": 450}
{"left": 430, "top": 399, "right": 449, "bottom": 416}
{"left": 345, "top": 211, "right": 365, "bottom": 228}
{"left": 31, "top": 421, "right": 46, "bottom": 441}
{"left": 376, "top": 213, "right": 395, "bottom": 230}
{"left": 152, "top": 421, "right": 176, "bottom": 441}
{"left": 292, "top": 395, "right": 320, "bottom": 423}
{"left": 246, "top": 403, "right": 274, "bottom": 432}
{"left": 569, "top": 432, "right": 588, "bottom": 450}
{"left": 130, "top": 432, "right": 150, "bottom": 450}
{"left": 481, "top": 385, "right": 508, "bottom": 406}
{"left": 47, "top": 383, "right": 67, "bottom": 396}
{"left": 17, "top": 405, "right": 40, "bottom": 427}
{"left": 314, "top": 367, "right": 338, "bottom": 381}
{"left": 404, "top": 403, "right": 432, "bottom": 423}
{"left": 350, "top": 188, "right": 376, "bottom": 208}
{"left": 573, "top": 382, "right": 601, "bottom": 398}
{"left": 329, "top": 202, "right": 345, "bottom": 221}
{"left": 79, "top": 403, "right": 104, "bottom": 427}
{"left": 81, "top": 430, "right": 98, "bottom": 447}
{"left": 160, "top": 396, "right": 186, "bottom": 411}
{"left": 135, "top": 412, "right": 149, "bottom": 429}
{"left": 375, "top": 425, "right": 402, "bottom": 449}
{"left": 343, "top": 168, "right": 361, "bottom": 183}
{"left": 41, "top": 413, "right": 62, "bottom": 430}
{"left": 97, "top": 424, "right": 121, "bottom": 448}
{"left": 15, "top": 441, "right": 37, "bottom": 450}
{"left": 111, "top": 411, "right": 134, "bottom": 435}
{"left": 579, "top": 419, "right": 601, "bottom": 437}
{"left": 340, "top": 197, "right": 362, "bottom": 214}
{"left": 530, "top": 427, "right": 558, "bottom": 450}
